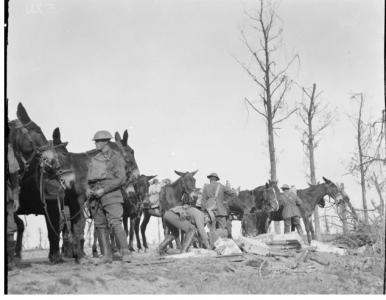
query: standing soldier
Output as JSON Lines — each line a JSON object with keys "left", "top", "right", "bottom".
{"left": 201, "top": 172, "right": 236, "bottom": 245}
{"left": 86, "top": 130, "right": 130, "bottom": 263}
{"left": 7, "top": 143, "right": 20, "bottom": 270}
{"left": 281, "top": 184, "right": 304, "bottom": 235}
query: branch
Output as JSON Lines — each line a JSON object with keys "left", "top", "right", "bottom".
{"left": 234, "top": 56, "right": 266, "bottom": 91}
{"left": 244, "top": 97, "right": 268, "bottom": 119}
{"left": 273, "top": 107, "right": 298, "bottom": 125}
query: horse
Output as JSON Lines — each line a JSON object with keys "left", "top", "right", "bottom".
{"left": 269, "top": 177, "right": 345, "bottom": 243}
{"left": 8, "top": 103, "right": 65, "bottom": 263}
{"left": 227, "top": 181, "right": 279, "bottom": 237}
{"left": 39, "top": 128, "right": 140, "bottom": 261}
{"left": 158, "top": 170, "right": 198, "bottom": 249}
{"left": 122, "top": 174, "right": 156, "bottom": 252}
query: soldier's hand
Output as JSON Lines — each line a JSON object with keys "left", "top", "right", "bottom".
{"left": 94, "top": 188, "right": 105, "bottom": 198}
{"left": 13, "top": 199, "right": 20, "bottom": 212}
{"left": 86, "top": 188, "right": 94, "bottom": 198}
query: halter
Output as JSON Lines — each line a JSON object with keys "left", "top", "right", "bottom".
{"left": 261, "top": 185, "right": 278, "bottom": 212}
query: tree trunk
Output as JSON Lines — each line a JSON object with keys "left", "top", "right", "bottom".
{"left": 308, "top": 84, "right": 321, "bottom": 240}
{"left": 357, "top": 94, "right": 369, "bottom": 224}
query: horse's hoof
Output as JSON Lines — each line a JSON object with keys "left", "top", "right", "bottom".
{"left": 129, "top": 246, "right": 135, "bottom": 252}
{"left": 144, "top": 248, "right": 148, "bottom": 253}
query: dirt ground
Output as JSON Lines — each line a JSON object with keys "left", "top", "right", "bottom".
{"left": 6, "top": 244, "right": 385, "bottom": 294}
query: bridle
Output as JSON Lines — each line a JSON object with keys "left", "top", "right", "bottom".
{"left": 261, "top": 185, "right": 278, "bottom": 212}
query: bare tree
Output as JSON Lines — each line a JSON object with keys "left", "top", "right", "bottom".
{"left": 236, "top": 0, "right": 298, "bottom": 233}
{"left": 298, "top": 83, "right": 334, "bottom": 239}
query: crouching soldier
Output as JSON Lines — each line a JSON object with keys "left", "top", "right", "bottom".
{"left": 7, "top": 144, "right": 20, "bottom": 270}
{"left": 281, "top": 184, "right": 304, "bottom": 235}
{"left": 86, "top": 130, "right": 131, "bottom": 263}
{"left": 158, "top": 200, "right": 210, "bottom": 255}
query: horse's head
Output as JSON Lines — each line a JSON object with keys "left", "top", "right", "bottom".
{"left": 9, "top": 103, "right": 48, "bottom": 164}
{"left": 255, "top": 180, "right": 279, "bottom": 213}
{"left": 132, "top": 174, "right": 157, "bottom": 202}
{"left": 322, "top": 176, "right": 344, "bottom": 204}
{"left": 174, "top": 170, "right": 198, "bottom": 196}
{"left": 115, "top": 130, "right": 140, "bottom": 181}
{"left": 39, "top": 128, "right": 69, "bottom": 179}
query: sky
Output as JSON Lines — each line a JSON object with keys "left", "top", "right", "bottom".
{"left": 4, "top": 0, "right": 385, "bottom": 248}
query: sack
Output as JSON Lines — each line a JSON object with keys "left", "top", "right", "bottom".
{"left": 214, "top": 238, "right": 242, "bottom": 255}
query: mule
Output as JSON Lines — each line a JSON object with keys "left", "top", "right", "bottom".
{"left": 269, "top": 177, "right": 344, "bottom": 243}
{"left": 40, "top": 128, "right": 140, "bottom": 260}
{"left": 158, "top": 170, "right": 198, "bottom": 248}
{"left": 227, "top": 181, "right": 279, "bottom": 236}
{"left": 9, "top": 103, "right": 65, "bottom": 263}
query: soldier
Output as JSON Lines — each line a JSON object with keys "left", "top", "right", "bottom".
{"left": 7, "top": 143, "right": 20, "bottom": 270}
{"left": 281, "top": 184, "right": 304, "bottom": 235}
{"left": 86, "top": 130, "right": 130, "bottom": 263}
{"left": 158, "top": 200, "right": 210, "bottom": 255}
{"left": 201, "top": 172, "right": 236, "bottom": 245}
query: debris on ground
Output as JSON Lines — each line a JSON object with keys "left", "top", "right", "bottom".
{"left": 310, "top": 240, "right": 347, "bottom": 255}
{"left": 214, "top": 238, "right": 242, "bottom": 255}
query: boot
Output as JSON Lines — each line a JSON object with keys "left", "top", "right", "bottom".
{"left": 158, "top": 234, "right": 174, "bottom": 255}
{"left": 96, "top": 228, "right": 112, "bottom": 264}
{"left": 7, "top": 237, "right": 16, "bottom": 271}
{"left": 180, "top": 229, "right": 196, "bottom": 253}
{"left": 113, "top": 227, "right": 131, "bottom": 262}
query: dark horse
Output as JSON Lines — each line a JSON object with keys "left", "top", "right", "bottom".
{"left": 226, "top": 181, "right": 279, "bottom": 237}
{"left": 158, "top": 170, "right": 198, "bottom": 248}
{"left": 9, "top": 103, "right": 65, "bottom": 263}
{"left": 122, "top": 174, "right": 156, "bottom": 252}
{"left": 40, "top": 128, "right": 140, "bottom": 260}
{"left": 269, "top": 177, "right": 344, "bottom": 243}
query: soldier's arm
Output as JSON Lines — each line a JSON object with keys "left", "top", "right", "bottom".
{"left": 202, "top": 184, "right": 208, "bottom": 201}
{"left": 101, "top": 155, "right": 127, "bottom": 194}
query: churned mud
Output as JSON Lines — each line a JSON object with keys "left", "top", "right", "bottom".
{"left": 7, "top": 245, "right": 384, "bottom": 294}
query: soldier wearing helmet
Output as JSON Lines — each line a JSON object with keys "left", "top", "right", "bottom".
{"left": 281, "top": 184, "right": 303, "bottom": 235}
{"left": 86, "top": 130, "right": 131, "bottom": 263}
{"left": 201, "top": 172, "right": 236, "bottom": 247}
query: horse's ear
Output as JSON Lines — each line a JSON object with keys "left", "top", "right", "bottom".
{"left": 175, "top": 170, "right": 184, "bottom": 177}
{"left": 53, "top": 127, "right": 61, "bottom": 145}
{"left": 17, "top": 103, "right": 31, "bottom": 124}
{"left": 147, "top": 175, "right": 157, "bottom": 182}
{"left": 322, "top": 176, "right": 330, "bottom": 183}
{"left": 115, "top": 132, "right": 122, "bottom": 143}
{"left": 265, "top": 183, "right": 269, "bottom": 188}
{"left": 123, "top": 130, "right": 129, "bottom": 145}
{"left": 190, "top": 170, "right": 198, "bottom": 177}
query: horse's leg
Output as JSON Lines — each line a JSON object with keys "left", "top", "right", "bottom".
{"left": 92, "top": 223, "right": 99, "bottom": 257}
{"left": 309, "top": 217, "right": 315, "bottom": 241}
{"left": 134, "top": 213, "right": 142, "bottom": 251}
{"left": 303, "top": 217, "right": 312, "bottom": 244}
{"left": 128, "top": 217, "right": 136, "bottom": 252}
{"left": 45, "top": 201, "right": 62, "bottom": 263}
{"left": 67, "top": 194, "right": 86, "bottom": 262}
{"left": 14, "top": 214, "right": 24, "bottom": 260}
{"left": 140, "top": 210, "right": 151, "bottom": 250}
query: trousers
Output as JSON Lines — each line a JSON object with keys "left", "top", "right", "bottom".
{"left": 90, "top": 200, "right": 123, "bottom": 231}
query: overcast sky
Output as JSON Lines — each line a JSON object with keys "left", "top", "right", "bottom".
{"left": 6, "top": 0, "right": 384, "bottom": 248}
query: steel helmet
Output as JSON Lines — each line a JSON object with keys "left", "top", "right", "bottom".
{"left": 207, "top": 172, "right": 220, "bottom": 181}
{"left": 92, "top": 130, "right": 113, "bottom": 141}
{"left": 281, "top": 184, "right": 290, "bottom": 190}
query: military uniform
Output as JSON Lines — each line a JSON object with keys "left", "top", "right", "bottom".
{"left": 202, "top": 181, "right": 235, "bottom": 238}
{"left": 87, "top": 146, "right": 127, "bottom": 231}
{"left": 87, "top": 139, "right": 130, "bottom": 262}
{"left": 282, "top": 190, "right": 303, "bottom": 234}
{"left": 159, "top": 205, "right": 210, "bottom": 254}
{"left": 7, "top": 144, "right": 20, "bottom": 269}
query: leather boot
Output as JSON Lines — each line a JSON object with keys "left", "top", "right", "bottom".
{"left": 180, "top": 229, "right": 196, "bottom": 253}
{"left": 96, "top": 228, "right": 112, "bottom": 264}
{"left": 113, "top": 227, "right": 131, "bottom": 262}
{"left": 158, "top": 234, "right": 174, "bottom": 255}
